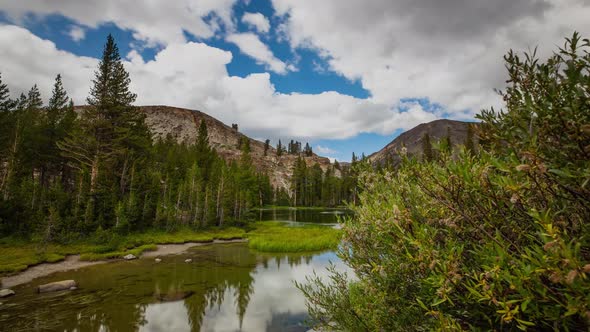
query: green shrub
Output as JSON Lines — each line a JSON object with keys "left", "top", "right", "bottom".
{"left": 299, "top": 33, "right": 590, "bottom": 331}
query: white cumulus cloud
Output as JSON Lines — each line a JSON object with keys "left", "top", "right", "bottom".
{"left": 0, "top": 25, "right": 433, "bottom": 144}
{"left": 226, "top": 32, "right": 291, "bottom": 74}
{"left": 242, "top": 12, "right": 270, "bottom": 33}
{"left": 67, "top": 25, "right": 86, "bottom": 42}
{"left": 315, "top": 145, "right": 337, "bottom": 155}
{"left": 272, "top": 0, "right": 590, "bottom": 116}
{"left": 0, "top": 0, "right": 238, "bottom": 46}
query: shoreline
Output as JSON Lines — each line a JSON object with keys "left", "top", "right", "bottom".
{"left": 1, "top": 239, "right": 247, "bottom": 289}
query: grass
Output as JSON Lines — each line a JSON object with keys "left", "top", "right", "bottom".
{"left": 247, "top": 222, "right": 342, "bottom": 252}
{"left": 0, "top": 223, "right": 340, "bottom": 275}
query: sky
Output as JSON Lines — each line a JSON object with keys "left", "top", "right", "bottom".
{"left": 0, "top": 0, "right": 588, "bottom": 162}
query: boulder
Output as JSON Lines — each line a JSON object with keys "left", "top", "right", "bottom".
{"left": 123, "top": 254, "right": 137, "bottom": 260}
{"left": 155, "top": 258, "right": 162, "bottom": 263}
{"left": 37, "top": 280, "right": 77, "bottom": 293}
{"left": 184, "top": 258, "right": 192, "bottom": 263}
{"left": 0, "top": 289, "right": 15, "bottom": 298}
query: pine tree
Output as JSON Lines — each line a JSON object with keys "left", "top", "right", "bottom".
{"left": 442, "top": 127, "right": 452, "bottom": 154}
{"left": 48, "top": 74, "right": 69, "bottom": 113}
{"left": 276, "top": 140, "right": 283, "bottom": 156}
{"left": 264, "top": 139, "right": 270, "bottom": 156}
{"left": 27, "top": 84, "right": 43, "bottom": 110}
{"left": 0, "top": 73, "right": 14, "bottom": 111}
{"left": 59, "top": 34, "right": 146, "bottom": 224}
{"left": 465, "top": 123, "right": 475, "bottom": 154}
{"left": 422, "top": 133, "right": 433, "bottom": 161}
{"left": 39, "top": 75, "right": 73, "bottom": 186}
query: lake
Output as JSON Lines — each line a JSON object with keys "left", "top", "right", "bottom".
{"left": 0, "top": 209, "right": 351, "bottom": 332}
{"left": 257, "top": 207, "right": 351, "bottom": 225}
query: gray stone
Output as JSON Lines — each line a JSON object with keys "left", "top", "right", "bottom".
{"left": 0, "top": 289, "right": 15, "bottom": 298}
{"left": 184, "top": 258, "right": 192, "bottom": 263}
{"left": 69, "top": 286, "right": 77, "bottom": 291}
{"left": 155, "top": 258, "right": 162, "bottom": 263}
{"left": 123, "top": 254, "right": 137, "bottom": 260}
{"left": 37, "top": 280, "right": 77, "bottom": 293}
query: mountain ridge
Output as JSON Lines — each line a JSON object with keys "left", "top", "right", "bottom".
{"left": 76, "top": 105, "right": 335, "bottom": 190}
{"left": 368, "top": 119, "right": 478, "bottom": 165}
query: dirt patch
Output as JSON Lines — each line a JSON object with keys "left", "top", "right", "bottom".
{"left": 143, "top": 239, "right": 247, "bottom": 257}
{"left": 1, "top": 239, "right": 247, "bottom": 288}
{"left": 1, "top": 255, "right": 105, "bottom": 289}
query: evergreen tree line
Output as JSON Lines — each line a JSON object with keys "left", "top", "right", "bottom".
{"left": 0, "top": 35, "right": 273, "bottom": 240}
{"left": 289, "top": 157, "right": 358, "bottom": 207}
{"left": 275, "top": 139, "right": 313, "bottom": 157}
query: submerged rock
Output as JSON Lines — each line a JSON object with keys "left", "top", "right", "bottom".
{"left": 123, "top": 254, "right": 137, "bottom": 260}
{"left": 0, "top": 289, "right": 15, "bottom": 298}
{"left": 155, "top": 258, "right": 162, "bottom": 263}
{"left": 155, "top": 290, "right": 194, "bottom": 302}
{"left": 37, "top": 280, "right": 77, "bottom": 293}
{"left": 184, "top": 259, "right": 192, "bottom": 263}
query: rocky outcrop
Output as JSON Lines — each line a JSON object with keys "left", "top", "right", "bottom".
{"left": 37, "top": 280, "right": 77, "bottom": 293}
{"left": 369, "top": 119, "right": 478, "bottom": 165}
{"left": 75, "top": 105, "right": 335, "bottom": 190}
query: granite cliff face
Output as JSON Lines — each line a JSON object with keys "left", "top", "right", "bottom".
{"left": 368, "top": 119, "right": 478, "bottom": 165}
{"left": 137, "top": 105, "right": 333, "bottom": 190}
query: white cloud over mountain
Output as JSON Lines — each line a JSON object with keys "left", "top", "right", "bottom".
{"left": 1, "top": 0, "right": 589, "bottom": 147}
{"left": 0, "top": 24, "right": 431, "bottom": 142}
{"left": 272, "top": 0, "right": 590, "bottom": 114}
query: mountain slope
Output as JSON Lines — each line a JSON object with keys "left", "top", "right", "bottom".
{"left": 369, "top": 119, "right": 477, "bottom": 165}
{"left": 135, "top": 105, "right": 333, "bottom": 189}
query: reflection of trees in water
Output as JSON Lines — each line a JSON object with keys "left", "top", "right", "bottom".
{"left": 0, "top": 244, "right": 321, "bottom": 331}
{"left": 183, "top": 243, "right": 258, "bottom": 331}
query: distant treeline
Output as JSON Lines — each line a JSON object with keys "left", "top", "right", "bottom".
{"left": 0, "top": 35, "right": 356, "bottom": 240}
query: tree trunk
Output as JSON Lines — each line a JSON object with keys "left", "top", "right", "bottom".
{"left": 2, "top": 118, "right": 21, "bottom": 200}
{"left": 90, "top": 153, "right": 99, "bottom": 194}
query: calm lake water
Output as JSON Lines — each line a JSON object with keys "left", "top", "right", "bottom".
{"left": 257, "top": 207, "right": 351, "bottom": 225}
{"left": 0, "top": 209, "right": 351, "bottom": 332}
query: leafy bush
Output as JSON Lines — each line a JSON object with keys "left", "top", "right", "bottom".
{"left": 299, "top": 33, "right": 590, "bottom": 331}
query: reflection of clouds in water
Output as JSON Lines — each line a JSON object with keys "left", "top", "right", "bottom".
{"left": 141, "top": 301, "right": 191, "bottom": 332}
{"left": 201, "top": 252, "right": 351, "bottom": 332}
{"left": 140, "top": 251, "right": 351, "bottom": 331}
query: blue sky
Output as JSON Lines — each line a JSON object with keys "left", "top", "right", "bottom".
{"left": 0, "top": 0, "right": 585, "bottom": 161}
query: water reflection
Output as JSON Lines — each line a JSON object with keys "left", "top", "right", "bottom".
{"left": 1, "top": 244, "right": 348, "bottom": 331}
{"left": 257, "top": 207, "right": 352, "bottom": 225}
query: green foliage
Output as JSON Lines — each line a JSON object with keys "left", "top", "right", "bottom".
{"left": 300, "top": 33, "right": 590, "bottom": 331}
{"left": 0, "top": 34, "right": 275, "bottom": 240}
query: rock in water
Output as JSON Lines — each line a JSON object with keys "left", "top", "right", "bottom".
{"left": 0, "top": 289, "right": 15, "bottom": 298}
{"left": 184, "top": 259, "right": 192, "bottom": 263}
{"left": 123, "top": 254, "right": 137, "bottom": 260}
{"left": 155, "top": 258, "right": 162, "bottom": 263}
{"left": 155, "top": 290, "right": 194, "bottom": 302}
{"left": 37, "top": 280, "right": 77, "bottom": 293}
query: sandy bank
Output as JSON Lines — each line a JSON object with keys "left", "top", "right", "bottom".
{"left": 1, "top": 239, "right": 247, "bottom": 288}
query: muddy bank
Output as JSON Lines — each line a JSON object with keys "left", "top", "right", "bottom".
{"left": 1, "top": 239, "right": 247, "bottom": 288}
{"left": 142, "top": 239, "right": 246, "bottom": 257}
